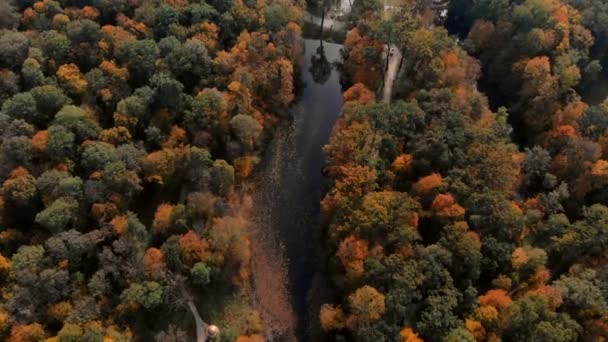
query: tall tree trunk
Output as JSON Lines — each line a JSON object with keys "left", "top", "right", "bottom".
{"left": 385, "top": 43, "right": 391, "bottom": 72}
{"left": 320, "top": 9, "right": 325, "bottom": 39}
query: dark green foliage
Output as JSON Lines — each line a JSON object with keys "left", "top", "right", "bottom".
{"left": 0, "top": 0, "right": 19, "bottom": 29}
{"left": 166, "top": 39, "right": 212, "bottom": 84}
{"left": 0, "top": 31, "right": 29, "bottom": 68}
{"left": 2, "top": 92, "right": 39, "bottom": 123}
{"left": 66, "top": 19, "right": 101, "bottom": 44}
{"left": 0, "top": 0, "right": 303, "bottom": 339}
{"left": 184, "top": 88, "right": 225, "bottom": 134}
{"left": 30, "top": 85, "right": 72, "bottom": 122}
{"left": 444, "top": 328, "right": 475, "bottom": 342}
{"left": 35, "top": 197, "right": 80, "bottom": 232}
{"left": 552, "top": 204, "right": 608, "bottom": 259}
{"left": 230, "top": 114, "right": 262, "bottom": 149}
{"left": 21, "top": 58, "right": 45, "bottom": 89}
{"left": 555, "top": 266, "right": 607, "bottom": 315}
{"left": 264, "top": 3, "right": 289, "bottom": 31}
{"left": 40, "top": 30, "right": 71, "bottom": 63}
{"left": 150, "top": 72, "right": 184, "bottom": 109}
{"left": 52, "top": 105, "right": 101, "bottom": 141}
{"left": 47, "top": 124, "right": 76, "bottom": 160}
{"left": 210, "top": 159, "right": 234, "bottom": 197}
{"left": 154, "top": 4, "right": 179, "bottom": 38}
{"left": 506, "top": 295, "right": 581, "bottom": 342}
{"left": 81, "top": 141, "right": 119, "bottom": 172}
{"left": 187, "top": 2, "right": 220, "bottom": 23}
{"left": 191, "top": 262, "right": 211, "bottom": 285}
{"left": 121, "top": 281, "right": 165, "bottom": 309}
{"left": 117, "top": 39, "right": 159, "bottom": 84}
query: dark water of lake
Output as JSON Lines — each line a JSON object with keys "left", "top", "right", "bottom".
{"left": 252, "top": 38, "right": 344, "bottom": 340}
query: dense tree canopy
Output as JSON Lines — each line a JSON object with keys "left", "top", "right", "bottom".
{"left": 2, "top": 0, "right": 608, "bottom": 340}
{"left": 0, "top": 0, "right": 304, "bottom": 340}
{"left": 320, "top": 0, "right": 608, "bottom": 340}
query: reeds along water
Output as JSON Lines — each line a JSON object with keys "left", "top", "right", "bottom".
{"left": 246, "top": 39, "right": 345, "bottom": 341}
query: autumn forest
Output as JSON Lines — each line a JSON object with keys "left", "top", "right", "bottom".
{"left": 0, "top": 0, "right": 608, "bottom": 341}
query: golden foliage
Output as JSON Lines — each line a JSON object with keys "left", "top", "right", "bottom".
{"left": 392, "top": 154, "right": 413, "bottom": 172}
{"left": 347, "top": 285, "right": 386, "bottom": 328}
{"left": 431, "top": 194, "right": 465, "bottom": 219}
{"left": 52, "top": 14, "right": 70, "bottom": 29}
{"left": 0, "top": 229, "right": 23, "bottom": 246}
{"left": 48, "top": 301, "right": 72, "bottom": 322}
{"left": 99, "top": 126, "right": 132, "bottom": 145}
{"left": 0, "top": 309, "right": 8, "bottom": 333}
{"left": 162, "top": 126, "right": 187, "bottom": 148}
{"left": 100, "top": 25, "right": 136, "bottom": 53}
{"left": 474, "top": 305, "right": 499, "bottom": 323}
{"left": 591, "top": 160, "right": 608, "bottom": 178}
{"left": 0, "top": 253, "right": 11, "bottom": 275}
{"left": 557, "top": 99, "right": 587, "bottom": 127}
{"left": 178, "top": 231, "right": 210, "bottom": 265}
{"left": 152, "top": 203, "right": 173, "bottom": 235}
{"left": 32, "top": 130, "right": 49, "bottom": 152}
{"left": 234, "top": 156, "right": 259, "bottom": 178}
{"left": 412, "top": 173, "right": 443, "bottom": 196}
{"left": 143, "top": 148, "right": 179, "bottom": 184}
{"left": 144, "top": 248, "right": 166, "bottom": 275}
{"left": 336, "top": 235, "right": 369, "bottom": 281}
{"left": 343, "top": 83, "right": 376, "bottom": 105}
{"left": 89, "top": 171, "right": 102, "bottom": 181}
{"left": 57, "top": 64, "right": 88, "bottom": 95}
{"left": 116, "top": 13, "right": 148, "bottom": 36}
{"left": 465, "top": 319, "right": 486, "bottom": 342}
{"left": 492, "top": 275, "right": 512, "bottom": 291}
{"left": 113, "top": 112, "right": 138, "bottom": 130}
{"left": 441, "top": 50, "right": 478, "bottom": 88}
{"left": 511, "top": 247, "right": 529, "bottom": 268}
{"left": 344, "top": 28, "right": 383, "bottom": 88}
{"left": 81, "top": 6, "right": 100, "bottom": 19}
{"left": 8, "top": 323, "right": 46, "bottom": 342}
{"left": 193, "top": 22, "right": 219, "bottom": 52}
{"left": 235, "top": 335, "right": 265, "bottom": 342}
{"left": 530, "top": 285, "right": 563, "bottom": 310}
{"left": 321, "top": 165, "right": 377, "bottom": 216}
{"left": 478, "top": 289, "right": 512, "bottom": 310}
{"left": 436, "top": 203, "right": 466, "bottom": 220}
{"left": 228, "top": 81, "right": 242, "bottom": 93}
{"left": 431, "top": 193, "right": 454, "bottom": 211}
{"left": 110, "top": 215, "right": 128, "bottom": 235}
{"left": 9, "top": 166, "right": 30, "bottom": 179}
{"left": 99, "top": 60, "right": 129, "bottom": 82}
{"left": 400, "top": 327, "right": 424, "bottom": 342}
{"left": 319, "top": 304, "right": 346, "bottom": 331}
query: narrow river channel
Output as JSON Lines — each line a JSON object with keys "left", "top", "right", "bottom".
{"left": 251, "top": 38, "right": 345, "bottom": 340}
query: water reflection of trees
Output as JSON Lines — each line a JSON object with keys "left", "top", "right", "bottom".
{"left": 309, "top": 42, "right": 332, "bottom": 84}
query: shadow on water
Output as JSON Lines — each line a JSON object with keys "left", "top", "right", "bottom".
{"left": 251, "top": 39, "right": 344, "bottom": 341}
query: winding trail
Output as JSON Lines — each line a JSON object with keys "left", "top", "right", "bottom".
{"left": 382, "top": 44, "right": 402, "bottom": 103}
{"left": 380, "top": 2, "right": 404, "bottom": 103}
{"left": 305, "top": 12, "right": 346, "bottom": 31}
{"left": 303, "top": 0, "right": 352, "bottom": 31}
{"left": 179, "top": 284, "right": 209, "bottom": 342}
